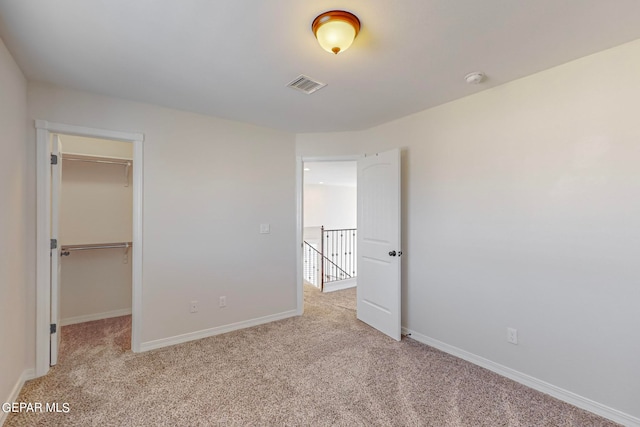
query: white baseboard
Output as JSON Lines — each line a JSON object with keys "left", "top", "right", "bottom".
{"left": 60, "top": 308, "right": 132, "bottom": 326}
{"left": 140, "top": 309, "right": 298, "bottom": 352}
{"left": 323, "top": 278, "right": 356, "bottom": 293}
{"left": 1, "top": 368, "right": 35, "bottom": 426}
{"left": 402, "top": 327, "right": 639, "bottom": 427}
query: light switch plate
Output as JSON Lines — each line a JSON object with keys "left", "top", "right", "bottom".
{"left": 260, "top": 223, "right": 270, "bottom": 234}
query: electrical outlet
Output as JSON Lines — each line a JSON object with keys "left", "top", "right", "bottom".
{"left": 190, "top": 300, "right": 198, "bottom": 313}
{"left": 507, "top": 327, "right": 518, "bottom": 345}
{"left": 219, "top": 296, "right": 227, "bottom": 308}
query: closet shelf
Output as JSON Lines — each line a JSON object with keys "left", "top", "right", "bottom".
{"left": 61, "top": 152, "right": 132, "bottom": 187}
{"left": 61, "top": 242, "right": 132, "bottom": 251}
{"left": 61, "top": 152, "right": 132, "bottom": 165}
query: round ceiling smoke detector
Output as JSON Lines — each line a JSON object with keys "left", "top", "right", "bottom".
{"left": 465, "top": 72, "right": 485, "bottom": 84}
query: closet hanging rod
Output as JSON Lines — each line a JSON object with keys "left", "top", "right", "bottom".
{"left": 61, "top": 242, "right": 132, "bottom": 252}
{"left": 62, "top": 157, "right": 131, "bottom": 166}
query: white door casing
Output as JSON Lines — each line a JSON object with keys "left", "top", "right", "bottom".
{"left": 357, "top": 149, "right": 402, "bottom": 341}
{"left": 50, "top": 135, "right": 62, "bottom": 365}
{"left": 35, "top": 120, "right": 144, "bottom": 377}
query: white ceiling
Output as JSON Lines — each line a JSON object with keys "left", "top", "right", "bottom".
{"left": 304, "top": 161, "right": 356, "bottom": 187}
{"left": 1, "top": 1, "right": 639, "bottom": 133}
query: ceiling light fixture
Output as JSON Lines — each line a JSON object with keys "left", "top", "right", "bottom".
{"left": 312, "top": 10, "right": 360, "bottom": 55}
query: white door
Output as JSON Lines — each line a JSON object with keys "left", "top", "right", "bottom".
{"left": 50, "top": 135, "right": 62, "bottom": 365}
{"left": 357, "top": 149, "right": 402, "bottom": 340}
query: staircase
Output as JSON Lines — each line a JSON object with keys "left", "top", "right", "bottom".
{"left": 303, "top": 227, "right": 357, "bottom": 291}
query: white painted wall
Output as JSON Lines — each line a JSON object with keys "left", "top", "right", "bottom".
{"left": 0, "top": 36, "right": 30, "bottom": 413}
{"left": 59, "top": 143, "right": 133, "bottom": 245}
{"left": 27, "top": 83, "right": 297, "bottom": 347}
{"left": 297, "top": 39, "right": 640, "bottom": 420}
{"left": 59, "top": 138, "right": 133, "bottom": 323}
{"left": 303, "top": 184, "right": 357, "bottom": 230}
{"left": 61, "top": 135, "right": 133, "bottom": 159}
{"left": 60, "top": 249, "right": 132, "bottom": 324}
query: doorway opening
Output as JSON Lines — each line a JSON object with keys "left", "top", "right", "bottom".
{"left": 302, "top": 160, "right": 357, "bottom": 293}
{"left": 35, "top": 120, "right": 143, "bottom": 377}
{"left": 54, "top": 134, "right": 134, "bottom": 365}
{"left": 296, "top": 150, "right": 402, "bottom": 341}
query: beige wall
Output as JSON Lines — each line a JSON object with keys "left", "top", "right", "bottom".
{"left": 304, "top": 184, "right": 356, "bottom": 230}
{"left": 59, "top": 141, "right": 133, "bottom": 245}
{"left": 59, "top": 137, "right": 133, "bottom": 323}
{"left": 297, "top": 39, "right": 640, "bottom": 418}
{"left": 27, "top": 83, "right": 298, "bottom": 347}
{"left": 0, "top": 37, "right": 29, "bottom": 409}
{"left": 60, "top": 249, "right": 132, "bottom": 323}
{"left": 61, "top": 135, "right": 133, "bottom": 159}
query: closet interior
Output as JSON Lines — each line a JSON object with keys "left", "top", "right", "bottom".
{"left": 57, "top": 134, "right": 133, "bottom": 340}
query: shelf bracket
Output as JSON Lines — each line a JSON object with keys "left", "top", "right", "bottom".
{"left": 124, "top": 161, "right": 131, "bottom": 187}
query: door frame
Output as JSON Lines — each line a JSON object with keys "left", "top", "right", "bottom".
{"left": 295, "top": 155, "right": 360, "bottom": 314}
{"left": 35, "top": 120, "right": 144, "bottom": 377}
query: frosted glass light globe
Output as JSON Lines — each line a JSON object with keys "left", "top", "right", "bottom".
{"left": 312, "top": 11, "right": 360, "bottom": 55}
{"left": 316, "top": 20, "right": 357, "bottom": 54}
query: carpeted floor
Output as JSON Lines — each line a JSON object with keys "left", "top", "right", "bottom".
{"left": 6, "top": 285, "right": 618, "bottom": 426}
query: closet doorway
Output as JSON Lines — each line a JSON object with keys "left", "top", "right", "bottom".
{"left": 53, "top": 134, "right": 134, "bottom": 364}
{"left": 35, "top": 121, "right": 143, "bottom": 377}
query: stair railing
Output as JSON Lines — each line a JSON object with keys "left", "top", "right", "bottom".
{"left": 303, "top": 241, "right": 321, "bottom": 287}
{"left": 303, "top": 240, "right": 352, "bottom": 291}
{"left": 322, "top": 226, "right": 357, "bottom": 282}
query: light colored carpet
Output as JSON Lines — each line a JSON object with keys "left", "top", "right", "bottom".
{"left": 6, "top": 285, "right": 618, "bottom": 426}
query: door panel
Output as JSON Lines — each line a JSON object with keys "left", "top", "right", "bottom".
{"left": 357, "top": 149, "right": 401, "bottom": 340}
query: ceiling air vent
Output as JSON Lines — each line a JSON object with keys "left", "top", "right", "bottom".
{"left": 287, "top": 75, "right": 327, "bottom": 94}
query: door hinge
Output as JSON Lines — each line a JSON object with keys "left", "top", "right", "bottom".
{"left": 50, "top": 239, "right": 57, "bottom": 249}
{"left": 50, "top": 323, "right": 57, "bottom": 334}
{"left": 51, "top": 154, "right": 58, "bottom": 165}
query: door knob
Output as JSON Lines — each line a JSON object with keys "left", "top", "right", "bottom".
{"left": 388, "top": 250, "right": 397, "bottom": 257}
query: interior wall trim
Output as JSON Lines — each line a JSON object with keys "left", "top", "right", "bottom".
{"left": 34, "top": 120, "right": 143, "bottom": 142}
{"left": 322, "top": 278, "right": 357, "bottom": 293}
{"left": 140, "top": 309, "right": 298, "bottom": 352}
{"left": 401, "top": 327, "right": 640, "bottom": 427}
{"left": 0, "top": 369, "right": 35, "bottom": 425}
{"left": 60, "top": 308, "right": 133, "bottom": 326}
{"left": 296, "top": 154, "right": 361, "bottom": 316}
{"left": 34, "top": 120, "right": 144, "bottom": 378}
